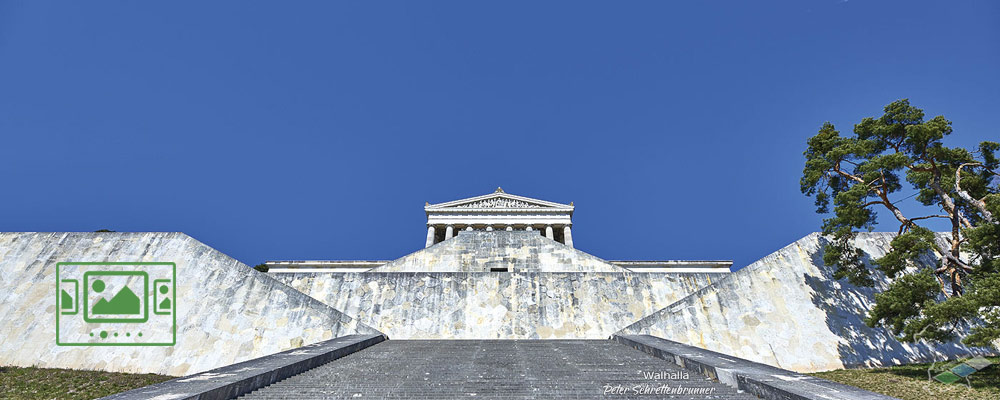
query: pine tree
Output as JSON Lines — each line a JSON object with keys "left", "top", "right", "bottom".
{"left": 801, "top": 99, "right": 999, "bottom": 346}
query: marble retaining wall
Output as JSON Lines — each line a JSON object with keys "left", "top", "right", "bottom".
{"left": 278, "top": 231, "right": 722, "bottom": 339}
{"left": 0, "top": 232, "right": 378, "bottom": 376}
{"left": 618, "top": 232, "right": 997, "bottom": 373}
{"left": 274, "top": 271, "right": 718, "bottom": 339}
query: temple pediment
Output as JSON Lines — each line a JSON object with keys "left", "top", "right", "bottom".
{"left": 425, "top": 188, "right": 573, "bottom": 211}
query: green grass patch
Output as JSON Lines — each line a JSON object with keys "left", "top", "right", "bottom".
{"left": 0, "top": 365, "right": 172, "bottom": 400}
{"left": 809, "top": 356, "right": 999, "bottom": 400}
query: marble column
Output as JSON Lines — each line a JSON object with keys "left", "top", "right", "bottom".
{"left": 505, "top": 226, "right": 513, "bottom": 231}
{"left": 545, "top": 225, "right": 554, "bottom": 240}
{"left": 486, "top": 226, "right": 494, "bottom": 231}
{"left": 425, "top": 225, "right": 436, "bottom": 248}
{"left": 563, "top": 225, "right": 573, "bottom": 248}
{"left": 525, "top": 226, "right": 533, "bottom": 231}
{"left": 465, "top": 226, "right": 474, "bottom": 231}
{"left": 445, "top": 225, "right": 454, "bottom": 240}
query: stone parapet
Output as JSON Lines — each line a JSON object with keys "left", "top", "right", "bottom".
{"left": 101, "top": 334, "right": 385, "bottom": 400}
{"left": 614, "top": 335, "right": 899, "bottom": 400}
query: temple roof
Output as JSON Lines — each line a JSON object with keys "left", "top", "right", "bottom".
{"left": 425, "top": 187, "right": 573, "bottom": 213}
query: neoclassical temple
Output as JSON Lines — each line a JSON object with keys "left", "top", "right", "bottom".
{"left": 266, "top": 189, "right": 732, "bottom": 273}
{"left": 423, "top": 187, "right": 575, "bottom": 247}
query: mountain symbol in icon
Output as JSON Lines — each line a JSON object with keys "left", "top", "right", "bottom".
{"left": 92, "top": 286, "right": 141, "bottom": 315}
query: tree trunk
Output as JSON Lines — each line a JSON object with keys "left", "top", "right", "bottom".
{"left": 948, "top": 205, "right": 964, "bottom": 296}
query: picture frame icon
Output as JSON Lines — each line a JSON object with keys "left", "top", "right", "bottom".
{"left": 56, "top": 262, "right": 176, "bottom": 347}
{"left": 83, "top": 271, "right": 149, "bottom": 324}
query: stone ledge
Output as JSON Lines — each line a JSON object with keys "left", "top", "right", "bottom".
{"left": 613, "top": 334, "right": 898, "bottom": 400}
{"left": 100, "top": 334, "right": 386, "bottom": 400}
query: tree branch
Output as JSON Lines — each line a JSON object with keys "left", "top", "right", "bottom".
{"left": 833, "top": 163, "right": 866, "bottom": 185}
{"left": 909, "top": 215, "right": 950, "bottom": 222}
{"left": 955, "top": 163, "right": 996, "bottom": 223}
{"left": 933, "top": 273, "right": 953, "bottom": 299}
{"left": 926, "top": 167, "right": 973, "bottom": 228}
{"left": 877, "top": 188, "right": 911, "bottom": 227}
{"left": 943, "top": 254, "right": 976, "bottom": 272}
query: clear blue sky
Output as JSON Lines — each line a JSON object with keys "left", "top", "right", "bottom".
{"left": 1, "top": 1, "right": 997, "bottom": 269}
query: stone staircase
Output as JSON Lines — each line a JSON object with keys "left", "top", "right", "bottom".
{"left": 239, "top": 339, "right": 757, "bottom": 399}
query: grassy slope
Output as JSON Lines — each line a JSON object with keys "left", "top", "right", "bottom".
{"left": 0, "top": 366, "right": 172, "bottom": 400}
{"left": 809, "top": 357, "right": 999, "bottom": 400}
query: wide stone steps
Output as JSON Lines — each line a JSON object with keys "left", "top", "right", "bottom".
{"left": 239, "top": 339, "right": 757, "bottom": 399}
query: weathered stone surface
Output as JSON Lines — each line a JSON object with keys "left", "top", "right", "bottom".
{"left": 618, "top": 232, "right": 997, "bottom": 373}
{"left": 373, "top": 230, "right": 626, "bottom": 272}
{"left": 0, "top": 232, "right": 378, "bottom": 376}
{"left": 276, "top": 271, "right": 719, "bottom": 339}
{"left": 278, "top": 231, "right": 721, "bottom": 339}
